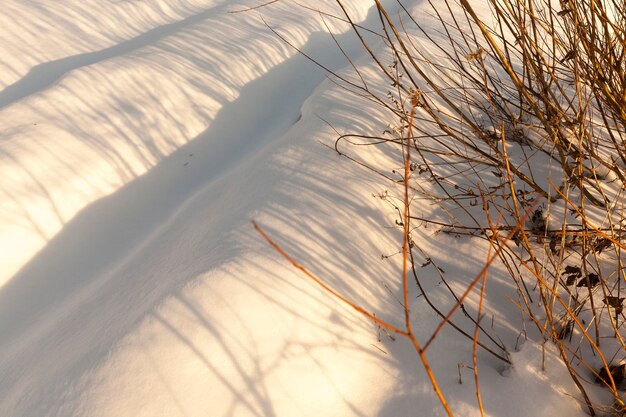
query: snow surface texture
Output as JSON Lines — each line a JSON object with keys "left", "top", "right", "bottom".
{"left": 0, "top": 0, "right": 588, "bottom": 416}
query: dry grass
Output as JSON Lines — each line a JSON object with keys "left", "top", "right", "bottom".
{"left": 253, "top": 0, "right": 626, "bottom": 415}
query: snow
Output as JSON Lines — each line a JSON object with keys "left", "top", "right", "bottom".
{"left": 0, "top": 0, "right": 594, "bottom": 416}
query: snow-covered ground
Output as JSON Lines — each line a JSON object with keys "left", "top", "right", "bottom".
{"left": 0, "top": 0, "right": 591, "bottom": 415}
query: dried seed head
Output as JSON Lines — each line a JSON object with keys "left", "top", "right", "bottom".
{"left": 410, "top": 89, "right": 423, "bottom": 108}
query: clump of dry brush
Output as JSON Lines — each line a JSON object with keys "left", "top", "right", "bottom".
{"left": 256, "top": 0, "right": 626, "bottom": 415}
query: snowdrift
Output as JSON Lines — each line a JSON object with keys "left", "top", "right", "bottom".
{"left": 0, "top": 0, "right": 589, "bottom": 415}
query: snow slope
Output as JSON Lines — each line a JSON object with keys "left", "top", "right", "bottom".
{"left": 0, "top": 0, "right": 590, "bottom": 416}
